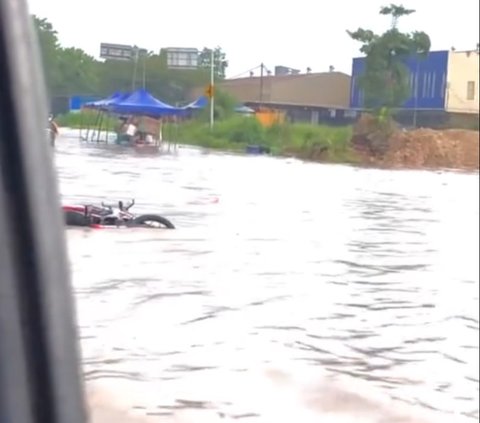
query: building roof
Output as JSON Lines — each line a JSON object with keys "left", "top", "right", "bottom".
{"left": 352, "top": 49, "right": 452, "bottom": 61}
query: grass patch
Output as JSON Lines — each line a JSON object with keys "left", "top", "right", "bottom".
{"left": 171, "top": 116, "right": 356, "bottom": 163}
{"left": 56, "top": 110, "right": 117, "bottom": 131}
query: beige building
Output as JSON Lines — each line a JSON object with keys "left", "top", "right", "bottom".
{"left": 445, "top": 50, "right": 479, "bottom": 114}
{"left": 191, "top": 71, "right": 354, "bottom": 124}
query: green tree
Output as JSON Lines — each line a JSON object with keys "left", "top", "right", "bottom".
{"left": 194, "top": 88, "right": 237, "bottom": 122}
{"left": 97, "top": 59, "right": 138, "bottom": 95}
{"left": 198, "top": 47, "right": 228, "bottom": 79}
{"left": 31, "top": 15, "right": 228, "bottom": 107}
{"left": 213, "top": 89, "right": 237, "bottom": 120}
{"left": 32, "top": 15, "right": 61, "bottom": 95}
{"left": 347, "top": 4, "right": 431, "bottom": 111}
{"left": 33, "top": 16, "right": 99, "bottom": 96}
{"left": 56, "top": 47, "right": 99, "bottom": 94}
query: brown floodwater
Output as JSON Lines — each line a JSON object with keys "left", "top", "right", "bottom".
{"left": 55, "top": 130, "right": 479, "bottom": 422}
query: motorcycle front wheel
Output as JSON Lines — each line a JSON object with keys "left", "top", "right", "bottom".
{"left": 131, "top": 214, "right": 175, "bottom": 229}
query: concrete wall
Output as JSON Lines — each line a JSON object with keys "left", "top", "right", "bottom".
{"left": 211, "top": 77, "right": 274, "bottom": 104}
{"left": 445, "top": 50, "right": 480, "bottom": 114}
{"left": 350, "top": 51, "right": 449, "bottom": 110}
{"left": 268, "top": 72, "right": 351, "bottom": 108}
{"left": 191, "top": 72, "right": 351, "bottom": 109}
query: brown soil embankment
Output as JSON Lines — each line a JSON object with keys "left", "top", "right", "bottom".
{"left": 352, "top": 115, "right": 479, "bottom": 171}
{"left": 384, "top": 128, "right": 479, "bottom": 170}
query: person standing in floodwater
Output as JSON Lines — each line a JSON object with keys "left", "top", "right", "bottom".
{"left": 115, "top": 116, "right": 130, "bottom": 145}
{"left": 48, "top": 114, "right": 59, "bottom": 146}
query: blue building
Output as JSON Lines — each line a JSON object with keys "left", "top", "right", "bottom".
{"left": 69, "top": 95, "right": 101, "bottom": 112}
{"left": 350, "top": 50, "right": 449, "bottom": 111}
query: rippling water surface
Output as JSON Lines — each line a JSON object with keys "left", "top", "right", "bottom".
{"left": 55, "top": 132, "right": 479, "bottom": 422}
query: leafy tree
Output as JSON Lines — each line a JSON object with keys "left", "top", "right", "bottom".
{"left": 97, "top": 59, "right": 140, "bottom": 95}
{"left": 56, "top": 48, "right": 99, "bottom": 94}
{"left": 31, "top": 15, "right": 229, "bottom": 106}
{"left": 32, "top": 15, "right": 61, "bottom": 95}
{"left": 198, "top": 47, "right": 228, "bottom": 79}
{"left": 33, "top": 15, "right": 100, "bottom": 96}
{"left": 213, "top": 89, "right": 237, "bottom": 119}
{"left": 347, "top": 4, "right": 431, "bottom": 110}
{"left": 194, "top": 88, "right": 237, "bottom": 122}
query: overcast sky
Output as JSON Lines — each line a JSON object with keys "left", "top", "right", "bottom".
{"left": 27, "top": 0, "right": 479, "bottom": 78}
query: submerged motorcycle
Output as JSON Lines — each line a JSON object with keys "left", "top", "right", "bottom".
{"left": 62, "top": 199, "right": 175, "bottom": 229}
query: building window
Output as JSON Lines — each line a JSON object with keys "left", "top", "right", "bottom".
{"left": 344, "top": 110, "right": 357, "bottom": 118}
{"left": 431, "top": 73, "right": 436, "bottom": 98}
{"left": 109, "top": 48, "right": 123, "bottom": 57}
{"left": 166, "top": 50, "right": 198, "bottom": 68}
{"left": 426, "top": 72, "right": 431, "bottom": 98}
{"left": 413, "top": 73, "right": 419, "bottom": 99}
{"left": 467, "top": 81, "right": 475, "bottom": 100}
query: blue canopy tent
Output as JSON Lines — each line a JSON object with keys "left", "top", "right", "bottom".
{"left": 79, "top": 92, "right": 132, "bottom": 143}
{"left": 181, "top": 95, "right": 208, "bottom": 110}
{"left": 107, "top": 89, "right": 183, "bottom": 117}
{"left": 80, "top": 89, "right": 184, "bottom": 149}
{"left": 83, "top": 92, "right": 119, "bottom": 109}
{"left": 79, "top": 92, "right": 116, "bottom": 142}
{"left": 83, "top": 92, "right": 130, "bottom": 110}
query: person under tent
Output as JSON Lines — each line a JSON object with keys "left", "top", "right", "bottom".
{"left": 115, "top": 116, "right": 138, "bottom": 145}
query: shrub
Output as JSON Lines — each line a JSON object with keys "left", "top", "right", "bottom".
{"left": 56, "top": 110, "right": 117, "bottom": 131}
{"left": 174, "top": 115, "right": 354, "bottom": 162}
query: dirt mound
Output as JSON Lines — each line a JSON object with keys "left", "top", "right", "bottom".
{"left": 352, "top": 114, "right": 479, "bottom": 170}
{"left": 351, "top": 114, "right": 398, "bottom": 157}
{"left": 384, "top": 128, "right": 479, "bottom": 170}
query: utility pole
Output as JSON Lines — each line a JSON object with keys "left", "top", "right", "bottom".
{"left": 131, "top": 46, "right": 140, "bottom": 92}
{"left": 259, "top": 63, "right": 264, "bottom": 110}
{"left": 209, "top": 48, "right": 215, "bottom": 129}
{"left": 142, "top": 52, "right": 146, "bottom": 89}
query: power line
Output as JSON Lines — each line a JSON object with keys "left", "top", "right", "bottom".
{"left": 226, "top": 65, "right": 262, "bottom": 80}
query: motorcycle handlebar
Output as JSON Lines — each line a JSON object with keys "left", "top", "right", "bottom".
{"left": 101, "top": 202, "right": 113, "bottom": 210}
{"left": 101, "top": 199, "right": 135, "bottom": 211}
{"left": 120, "top": 199, "right": 135, "bottom": 211}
